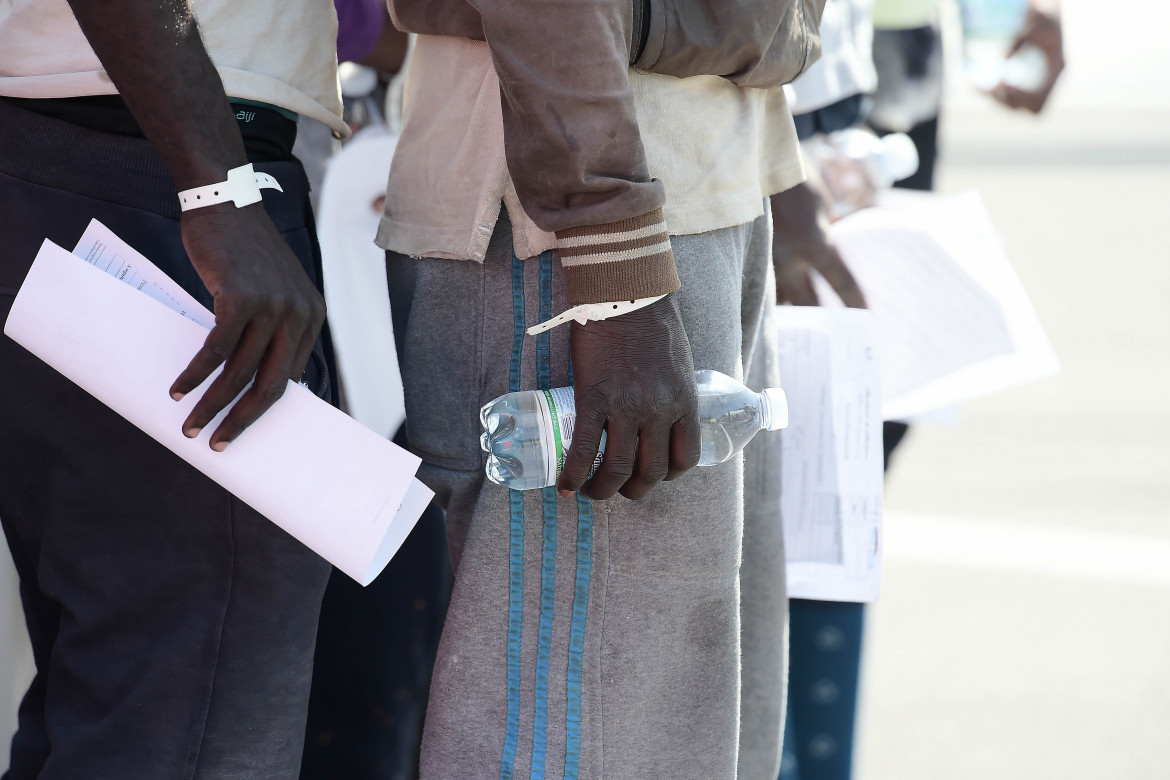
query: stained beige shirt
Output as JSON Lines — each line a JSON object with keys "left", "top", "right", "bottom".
{"left": 0, "top": 0, "right": 347, "bottom": 136}
{"left": 376, "top": 35, "right": 804, "bottom": 262}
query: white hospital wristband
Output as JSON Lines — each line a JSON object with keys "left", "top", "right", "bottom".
{"left": 526, "top": 294, "right": 667, "bottom": 335}
{"left": 177, "top": 163, "right": 282, "bottom": 211}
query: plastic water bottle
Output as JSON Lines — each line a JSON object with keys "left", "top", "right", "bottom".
{"left": 480, "top": 369, "right": 789, "bottom": 491}
{"left": 960, "top": 0, "right": 1048, "bottom": 92}
{"left": 807, "top": 128, "right": 920, "bottom": 216}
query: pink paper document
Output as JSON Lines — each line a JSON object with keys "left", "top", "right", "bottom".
{"left": 4, "top": 222, "right": 432, "bottom": 585}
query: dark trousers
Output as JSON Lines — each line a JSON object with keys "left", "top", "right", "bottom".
{"left": 0, "top": 99, "right": 331, "bottom": 779}
{"left": 300, "top": 429, "right": 452, "bottom": 780}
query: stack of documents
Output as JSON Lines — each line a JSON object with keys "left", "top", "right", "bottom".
{"left": 777, "top": 189, "right": 1059, "bottom": 602}
{"left": 820, "top": 189, "right": 1060, "bottom": 420}
{"left": 3, "top": 221, "right": 433, "bottom": 586}
{"left": 775, "top": 307, "right": 884, "bottom": 603}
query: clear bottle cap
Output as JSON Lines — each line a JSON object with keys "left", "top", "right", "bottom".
{"left": 879, "top": 133, "right": 920, "bottom": 184}
{"left": 761, "top": 388, "right": 789, "bottom": 432}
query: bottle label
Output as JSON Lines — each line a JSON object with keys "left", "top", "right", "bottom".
{"left": 537, "top": 386, "right": 604, "bottom": 487}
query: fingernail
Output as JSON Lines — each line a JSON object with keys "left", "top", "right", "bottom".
{"left": 211, "top": 440, "right": 228, "bottom": 452}
{"left": 171, "top": 391, "right": 185, "bottom": 401}
{"left": 184, "top": 426, "right": 202, "bottom": 438}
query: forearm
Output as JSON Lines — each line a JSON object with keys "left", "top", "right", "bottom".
{"left": 474, "top": 0, "right": 661, "bottom": 233}
{"left": 66, "top": 1, "right": 330, "bottom": 448}
{"left": 472, "top": 0, "right": 678, "bottom": 303}
{"left": 65, "top": 0, "right": 247, "bottom": 189}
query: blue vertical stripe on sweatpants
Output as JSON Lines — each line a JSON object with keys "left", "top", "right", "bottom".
{"left": 531, "top": 251, "right": 557, "bottom": 779}
{"left": 562, "top": 334, "right": 591, "bottom": 779}
{"left": 563, "top": 494, "right": 594, "bottom": 779}
{"left": 500, "top": 253, "right": 527, "bottom": 780}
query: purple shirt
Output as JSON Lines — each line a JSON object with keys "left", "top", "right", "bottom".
{"left": 335, "top": 0, "right": 386, "bottom": 64}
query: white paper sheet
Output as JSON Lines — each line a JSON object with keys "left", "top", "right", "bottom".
{"left": 317, "top": 127, "right": 405, "bottom": 439}
{"left": 776, "top": 306, "right": 883, "bottom": 603}
{"left": 3, "top": 223, "right": 432, "bottom": 585}
{"left": 819, "top": 190, "right": 1060, "bottom": 420}
{"left": 73, "top": 221, "right": 216, "bottom": 330}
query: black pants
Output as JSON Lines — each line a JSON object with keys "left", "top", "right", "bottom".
{"left": 300, "top": 440, "right": 452, "bottom": 780}
{"left": 0, "top": 99, "right": 331, "bottom": 779}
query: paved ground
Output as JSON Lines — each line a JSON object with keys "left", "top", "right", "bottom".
{"left": 856, "top": 98, "right": 1170, "bottom": 780}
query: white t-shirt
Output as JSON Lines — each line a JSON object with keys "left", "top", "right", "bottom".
{"left": 0, "top": 0, "right": 346, "bottom": 136}
{"left": 376, "top": 36, "right": 804, "bottom": 263}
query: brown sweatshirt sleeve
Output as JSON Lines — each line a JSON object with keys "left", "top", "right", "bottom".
{"left": 468, "top": 0, "right": 681, "bottom": 305}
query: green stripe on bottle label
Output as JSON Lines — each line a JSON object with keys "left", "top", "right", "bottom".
{"left": 542, "top": 389, "right": 566, "bottom": 479}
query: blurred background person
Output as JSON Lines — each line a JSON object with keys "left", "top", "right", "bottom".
{"left": 852, "top": 0, "right": 1170, "bottom": 778}
{"left": 769, "top": 3, "right": 878, "bottom": 778}
{"left": 869, "top": 0, "right": 1063, "bottom": 188}
{"left": 772, "top": 1, "right": 1065, "bottom": 779}
{"left": 292, "top": 0, "right": 409, "bottom": 210}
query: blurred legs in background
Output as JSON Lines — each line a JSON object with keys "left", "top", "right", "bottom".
{"left": 779, "top": 602, "right": 865, "bottom": 780}
{"left": 779, "top": 19, "right": 943, "bottom": 780}
{"left": 778, "top": 425, "right": 912, "bottom": 780}
{"left": 300, "top": 449, "right": 451, "bottom": 780}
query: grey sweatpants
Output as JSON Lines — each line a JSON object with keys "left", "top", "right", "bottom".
{"left": 386, "top": 206, "right": 786, "bottom": 780}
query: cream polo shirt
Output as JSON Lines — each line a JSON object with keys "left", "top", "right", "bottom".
{"left": 376, "top": 35, "right": 804, "bottom": 263}
{"left": 0, "top": 0, "right": 347, "bottom": 137}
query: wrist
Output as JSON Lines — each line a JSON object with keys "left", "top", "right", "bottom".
{"left": 556, "top": 208, "right": 681, "bottom": 305}
{"left": 178, "top": 163, "right": 283, "bottom": 212}
{"left": 527, "top": 293, "right": 668, "bottom": 335}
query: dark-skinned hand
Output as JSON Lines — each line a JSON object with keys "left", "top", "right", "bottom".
{"left": 170, "top": 201, "right": 326, "bottom": 451}
{"left": 770, "top": 181, "right": 867, "bottom": 309}
{"left": 991, "top": 5, "right": 1065, "bottom": 114}
{"left": 61, "top": 0, "right": 327, "bottom": 452}
{"left": 558, "top": 294, "right": 701, "bottom": 501}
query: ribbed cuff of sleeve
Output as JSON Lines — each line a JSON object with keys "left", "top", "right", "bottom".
{"left": 555, "top": 208, "right": 681, "bottom": 305}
